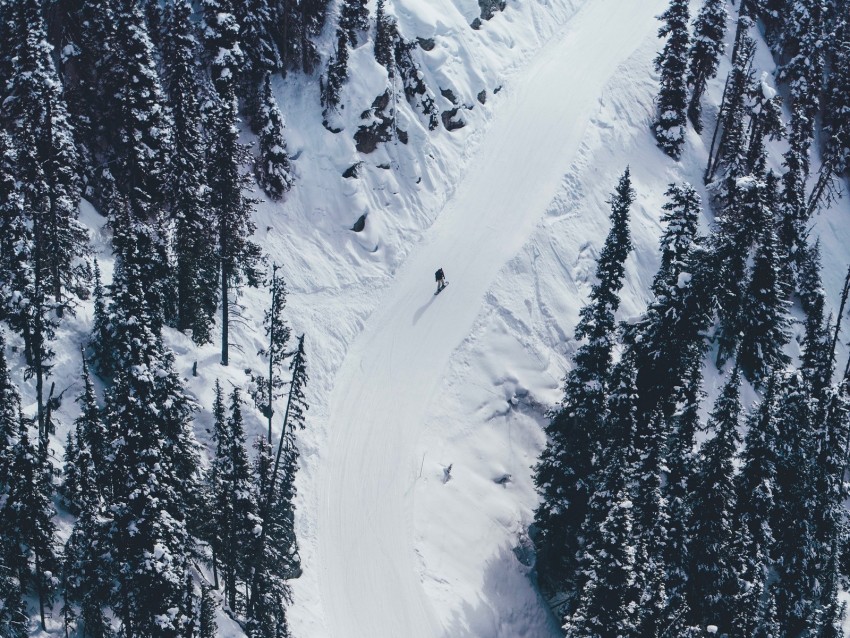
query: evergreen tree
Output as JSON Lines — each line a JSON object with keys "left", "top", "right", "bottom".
{"left": 394, "top": 35, "right": 439, "bottom": 130}
{"left": 253, "top": 265, "right": 292, "bottom": 441}
{"left": 203, "top": 0, "right": 244, "bottom": 89}
{"left": 566, "top": 354, "right": 642, "bottom": 632}
{"left": 738, "top": 222, "right": 791, "bottom": 382}
{"left": 339, "top": 0, "right": 369, "bottom": 47}
{"left": 206, "top": 85, "right": 262, "bottom": 366}
{"left": 629, "top": 183, "right": 708, "bottom": 421}
{"left": 374, "top": 0, "right": 396, "bottom": 69}
{"left": 237, "top": 0, "right": 281, "bottom": 88}
{"left": 112, "top": 1, "right": 173, "bottom": 222}
{"left": 62, "top": 353, "right": 108, "bottom": 514}
{"left": 255, "top": 75, "right": 294, "bottom": 200}
{"left": 663, "top": 358, "right": 703, "bottom": 615}
{"left": 744, "top": 73, "right": 784, "bottom": 175}
{"left": 247, "top": 335, "right": 308, "bottom": 634}
{"left": 322, "top": 28, "right": 350, "bottom": 129}
{"left": 687, "top": 369, "right": 741, "bottom": 632}
{"left": 199, "top": 583, "right": 218, "bottom": 638}
{"left": 533, "top": 170, "right": 634, "bottom": 603}
{"left": 3, "top": 413, "right": 59, "bottom": 630}
{"left": 163, "top": 0, "right": 220, "bottom": 345}
{"left": 654, "top": 0, "right": 691, "bottom": 158}
{"left": 62, "top": 495, "right": 113, "bottom": 638}
{"left": 209, "top": 383, "right": 260, "bottom": 612}
{"left": 100, "top": 225, "right": 201, "bottom": 636}
{"left": 0, "top": 130, "right": 24, "bottom": 313}
{"left": 686, "top": 0, "right": 727, "bottom": 132}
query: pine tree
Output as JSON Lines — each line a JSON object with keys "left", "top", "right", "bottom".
{"left": 339, "top": 0, "right": 369, "bottom": 47}
{"left": 203, "top": 0, "right": 244, "bottom": 91}
{"left": 199, "top": 583, "right": 218, "bottom": 638}
{"left": 629, "top": 183, "right": 708, "bottom": 420}
{"left": 206, "top": 86, "right": 262, "bottom": 367}
{"left": 0, "top": 130, "right": 24, "bottom": 313}
{"left": 253, "top": 265, "right": 292, "bottom": 441}
{"left": 112, "top": 1, "right": 173, "bottom": 222}
{"left": 237, "top": 0, "right": 281, "bottom": 88}
{"left": 654, "top": 0, "right": 691, "bottom": 158}
{"left": 533, "top": 170, "right": 634, "bottom": 603}
{"left": 374, "top": 0, "right": 396, "bottom": 69}
{"left": 322, "top": 28, "right": 350, "bottom": 129}
{"left": 810, "top": 28, "right": 850, "bottom": 215}
{"left": 163, "top": 0, "right": 220, "bottom": 345}
{"left": 687, "top": 369, "right": 741, "bottom": 632}
{"left": 3, "top": 413, "right": 59, "bottom": 631}
{"left": 63, "top": 353, "right": 108, "bottom": 514}
{"left": 738, "top": 221, "right": 791, "bottom": 383}
{"left": 687, "top": 0, "right": 727, "bottom": 132}
{"left": 255, "top": 75, "right": 294, "bottom": 200}
{"left": 209, "top": 383, "right": 260, "bottom": 612}
{"left": 62, "top": 495, "right": 112, "bottom": 638}
{"left": 247, "top": 335, "right": 308, "bottom": 634}
{"left": 100, "top": 225, "right": 201, "bottom": 636}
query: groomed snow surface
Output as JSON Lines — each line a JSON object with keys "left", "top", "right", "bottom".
{"left": 24, "top": 0, "right": 850, "bottom": 636}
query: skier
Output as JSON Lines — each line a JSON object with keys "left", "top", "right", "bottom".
{"left": 435, "top": 268, "right": 448, "bottom": 294}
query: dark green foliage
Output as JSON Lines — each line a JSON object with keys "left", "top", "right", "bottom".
{"left": 163, "top": 0, "right": 219, "bottom": 345}
{"left": 654, "top": 0, "right": 690, "bottom": 158}
{"left": 208, "top": 383, "right": 259, "bottom": 613}
{"left": 205, "top": 70, "right": 262, "bottom": 365}
{"left": 374, "top": 0, "right": 395, "bottom": 69}
{"left": 738, "top": 219, "right": 791, "bottom": 383}
{"left": 255, "top": 76, "right": 294, "bottom": 200}
{"left": 533, "top": 170, "right": 634, "bottom": 604}
{"left": 340, "top": 0, "right": 369, "bottom": 47}
{"left": 687, "top": 369, "right": 741, "bottom": 631}
{"left": 322, "top": 28, "right": 350, "bottom": 128}
{"left": 687, "top": 0, "right": 727, "bottom": 132}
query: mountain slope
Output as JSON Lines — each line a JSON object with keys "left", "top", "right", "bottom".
{"left": 313, "top": 1, "right": 667, "bottom": 636}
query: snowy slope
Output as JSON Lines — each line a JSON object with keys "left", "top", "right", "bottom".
{"left": 312, "top": 1, "right": 667, "bottom": 637}
{"left": 21, "top": 0, "right": 850, "bottom": 635}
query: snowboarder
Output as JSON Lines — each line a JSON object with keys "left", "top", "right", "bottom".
{"left": 435, "top": 268, "right": 448, "bottom": 294}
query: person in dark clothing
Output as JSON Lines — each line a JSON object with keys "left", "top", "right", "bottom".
{"left": 435, "top": 268, "right": 448, "bottom": 293}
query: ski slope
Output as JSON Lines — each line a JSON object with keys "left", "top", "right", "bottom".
{"left": 316, "top": 0, "right": 667, "bottom": 635}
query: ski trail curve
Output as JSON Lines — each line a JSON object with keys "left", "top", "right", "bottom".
{"left": 317, "top": 1, "right": 666, "bottom": 636}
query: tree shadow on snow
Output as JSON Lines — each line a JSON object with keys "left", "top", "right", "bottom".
{"left": 439, "top": 543, "right": 562, "bottom": 638}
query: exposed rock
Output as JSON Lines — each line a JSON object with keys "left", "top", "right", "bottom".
{"left": 441, "top": 107, "right": 466, "bottom": 131}
{"left": 440, "top": 87, "right": 458, "bottom": 104}
{"left": 343, "top": 162, "right": 362, "bottom": 179}
{"left": 477, "top": 90, "right": 487, "bottom": 104}
{"left": 417, "top": 37, "right": 436, "bottom": 51}
{"left": 351, "top": 213, "right": 367, "bottom": 233}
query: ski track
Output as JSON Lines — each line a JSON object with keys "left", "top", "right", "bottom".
{"left": 316, "top": 1, "right": 667, "bottom": 636}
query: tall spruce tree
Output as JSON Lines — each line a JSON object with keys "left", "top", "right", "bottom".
{"left": 687, "top": 369, "right": 742, "bottom": 632}
{"left": 654, "top": 0, "right": 691, "bottom": 158}
{"left": 254, "top": 265, "right": 292, "bottom": 441}
{"left": 255, "top": 75, "right": 294, "bottom": 201}
{"left": 205, "top": 28, "right": 262, "bottom": 365}
{"left": 533, "top": 169, "right": 634, "bottom": 603}
{"left": 3, "top": 412, "right": 59, "bottom": 631}
{"left": 738, "top": 221, "right": 791, "bottom": 382}
{"left": 0, "top": 330, "right": 29, "bottom": 638}
{"left": 100, "top": 221, "right": 201, "bottom": 636}
{"left": 339, "top": 0, "right": 369, "bottom": 47}
{"left": 732, "top": 374, "right": 779, "bottom": 637}
{"left": 163, "top": 0, "right": 220, "bottom": 345}
{"left": 686, "top": 0, "right": 727, "bottom": 132}
{"left": 322, "top": 27, "right": 350, "bottom": 130}
{"left": 208, "top": 383, "right": 259, "bottom": 613}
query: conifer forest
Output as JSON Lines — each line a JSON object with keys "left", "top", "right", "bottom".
{"left": 1, "top": 0, "right": 850, "bottom": 636}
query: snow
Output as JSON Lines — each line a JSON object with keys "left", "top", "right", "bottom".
{"left": 17, "top": 0, "right": 850, "bottom": 636}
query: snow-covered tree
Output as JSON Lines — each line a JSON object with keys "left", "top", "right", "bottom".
{"left": 533, "top": 169, "right": 634, "bottom": 602}
{"left": 255, "top": 75, "right": 294, "bottom": 200}
{"left": 686, "top": 0, "right": 727, "bottom": 132}
{"left": 340, "top": 0, "right": 370, "bottom": 47}
{"left": 687, "top": 369, "right": 741, "bottom": 631}
{"left": 322, "top": 28, "right": 350, "bottom": 129}
{"left": 654, "top": 0, "right": 691, "bottom": 158}
{"left": 162, "top": 0, "right": 220, "bottom": 345}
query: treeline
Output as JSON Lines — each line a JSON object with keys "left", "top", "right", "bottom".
{"left": 0, "top": 0, "right": 325, "bottom": 636}
{"left": 534, "top": 0, "right": 850, "bottom": 636}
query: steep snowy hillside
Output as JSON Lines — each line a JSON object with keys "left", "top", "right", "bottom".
{"left": 4, "top": 0, "right": 850, "bottom": 635}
